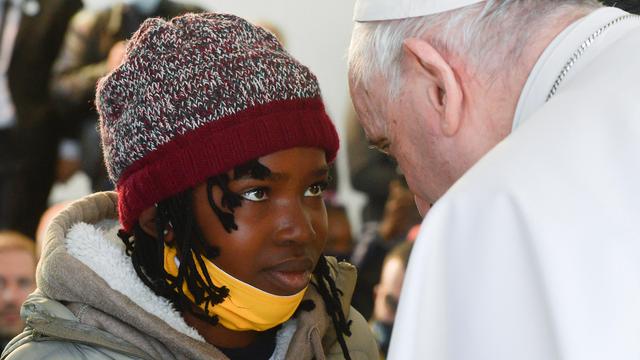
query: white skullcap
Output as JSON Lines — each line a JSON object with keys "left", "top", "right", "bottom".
{"left": 354, "top": 0, "right": 485, "bottom": 21}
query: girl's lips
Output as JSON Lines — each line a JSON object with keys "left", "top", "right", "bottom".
{"left": 267, "top": 269, "right": 312, "bottom": 295}
{"left": 265, "top": 257, "right": 314, "bottom": 294}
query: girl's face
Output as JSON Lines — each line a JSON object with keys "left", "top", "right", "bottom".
{"left": 192, "top": 147, "right": 329, "bottom": 296}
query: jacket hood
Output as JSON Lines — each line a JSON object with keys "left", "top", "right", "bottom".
{"left": 35, "top": 191, "right": 359, "bottom": 359}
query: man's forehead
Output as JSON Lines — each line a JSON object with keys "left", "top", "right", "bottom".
{"left": 351, "top": 83, "right": 388, "bottom": 143}
{"left": 0, "top": 249, "right": 36, "bottom": 270}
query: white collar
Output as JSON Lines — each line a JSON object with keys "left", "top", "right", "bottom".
{"left": 512, "top": 7, "right": 639, "bottom": 131}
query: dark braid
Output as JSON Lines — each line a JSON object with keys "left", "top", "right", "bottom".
{"left": 161, "top": 191, "right": 228, "bottom": 324}
{"left": 206, "top": 175, "right": 240, "bottom": 233}
{"left": 118, "top": 159, "right": 353, "bottom": 359}
{"left": 118, "top": 180, "right": 231, "bottom": 325}
{"left": 312, "top": 256, "right": 353, "bottom": 360}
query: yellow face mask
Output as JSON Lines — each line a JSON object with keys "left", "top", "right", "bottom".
{"left": 164, "top": 245, "right": 308, "bottom": 331}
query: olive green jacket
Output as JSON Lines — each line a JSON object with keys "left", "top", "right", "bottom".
{"left": 1, "top": 192, "right": 378, "bottom": 360}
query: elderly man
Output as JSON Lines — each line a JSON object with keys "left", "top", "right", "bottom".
{"left": 348, "top": 1, "right": 640, "bottom": 359}
{"left": 0, "top": 232, "right": 35, "bottom": 349}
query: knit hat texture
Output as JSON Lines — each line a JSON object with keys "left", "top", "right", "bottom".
{"left": 96, "top": 13, "right": 339, "bottom": 232}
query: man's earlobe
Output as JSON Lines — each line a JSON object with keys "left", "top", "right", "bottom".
{"left": 403, "top": 38, "right": 463, "bottom": 137}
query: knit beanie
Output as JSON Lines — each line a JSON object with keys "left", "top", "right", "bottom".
{"left": 96, "top": 13, "right": 339, "bottom": 232}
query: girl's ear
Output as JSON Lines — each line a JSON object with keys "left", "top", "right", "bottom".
{"left": 138, "top": 206, "right": 174, "bottom": 243}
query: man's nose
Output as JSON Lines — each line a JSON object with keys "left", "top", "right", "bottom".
{"left": 1, "top": 283, "right": 19, "bottom": 303}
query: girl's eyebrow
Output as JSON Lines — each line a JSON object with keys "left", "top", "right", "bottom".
{"left": 233, "top": 160, "right": 271, "bottom": 180}
{"left": 236, "top": 165, "right": 330, "bottom": 182}
{"left": 311, "top": 165, "right": 330, "bottom": 178}
{"left": 270, "top": 165, "right": 330, "bottom": 181}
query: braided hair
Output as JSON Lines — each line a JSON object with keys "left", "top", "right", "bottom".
{"left": 118, "top": 160, "right": 353, "bottom": 359}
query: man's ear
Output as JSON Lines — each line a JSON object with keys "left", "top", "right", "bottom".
{"left": 402, "top": 38, "right": 463, "bottom": 137}
{"left": 138, "top": 206, "right": 174, "bottom": 243}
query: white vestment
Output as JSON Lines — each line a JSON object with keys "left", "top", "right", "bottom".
{"left": 389, "top": 7, "right": 640, "bottom": 360}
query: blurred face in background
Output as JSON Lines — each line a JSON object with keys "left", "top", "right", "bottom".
{"left": 378, "top": 179, "right": 422, "bottom": 241}
{"left": 371, "top": 254, "right": 407, "bottom": 356}
{"left": 373, "top": 256, "right": 405, "bottom": 324}
{"left": 0, "top": 248, "right": 35, "bottom": 339}
{"left": 324, "top": 206, "right": 353, "bottom": 262}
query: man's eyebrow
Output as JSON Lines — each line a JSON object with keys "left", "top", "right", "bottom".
{"left": 367, "top": 137, "right": 390, "bottom": 153}
{"left": 367, "top": 138, "right": 384, "bottom": 148}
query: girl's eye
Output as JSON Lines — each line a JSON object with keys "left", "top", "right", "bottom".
{"left": 240, "top": 188, "right": 269, "bottom": 202}
{"left": 304, "top": 181, "right": 328, "bottom": 197}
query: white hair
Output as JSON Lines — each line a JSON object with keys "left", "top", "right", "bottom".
{"left": 348, "top": 0, "right": 602, "bottom": 97}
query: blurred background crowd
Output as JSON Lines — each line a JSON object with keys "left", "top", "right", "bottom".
{"left": 0, "top": 0, "right": 636, "bottom": 358}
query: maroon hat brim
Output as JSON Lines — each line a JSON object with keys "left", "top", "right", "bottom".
{"left": 116, "top": 97, "right": 339, "bottom": 232}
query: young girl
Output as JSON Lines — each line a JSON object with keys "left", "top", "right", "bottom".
{"left": 2, "top": 13, "right": 377, "bottom": 360}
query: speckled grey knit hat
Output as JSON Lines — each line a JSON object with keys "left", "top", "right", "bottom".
{"left": 96, "top": 13, "right": 339, "bottom": 231}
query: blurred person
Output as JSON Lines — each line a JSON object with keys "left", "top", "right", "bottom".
{"left": 50, "top": 0, "right": 203, "bottom": 192}
{"left": 34, "top": 201, "right": 69, "bottom": 260}
{"left": 350, "top": 178, "right": 420, "bottom": 320}
{"left": 47, "top": 139, "right": 92, "bottom": 206}
{"left": 405, "top": 224, "right": 420, "bottom": 243}
{"left": 0, "top": 0, "right": 82, "bottom": 238}
{"left": 324, "top": 203, "right": 354, "bottom": 262}
{"left": 47, "top": 169, "right": 92, "bottom": 206}
{"left": 0, "top": 231, "right": 35, "bottom": 349}
{"left": 349, "top": 0, "right": 640, "bottom": 359}
{"left": 2, "top": 13, "right": 378, "bottom": 359}
{"left": 370, "top": 241, "right": 412, "bottom": 359}
{"left": 601, "top": 0, "right": 640, "bottom": 12}
{"left": 53, "top": 138, "right": 82, "bottom": 184}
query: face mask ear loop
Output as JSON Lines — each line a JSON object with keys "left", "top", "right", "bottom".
{"left": 163, "top": 221, "right": 174, "bottom": 237}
